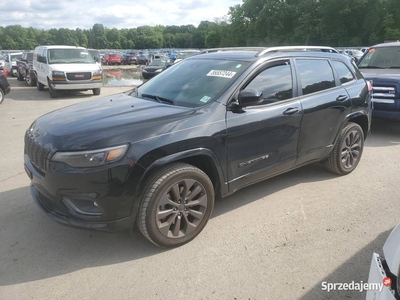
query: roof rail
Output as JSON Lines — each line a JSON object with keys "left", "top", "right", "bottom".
{"left": 201, "top": 47, "right": 266, "bottom": 54}
{"left": 256, "top": 46, "right": 339, "bottom": 56}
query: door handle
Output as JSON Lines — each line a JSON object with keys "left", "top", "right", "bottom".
{"left": 336, "top": 95, "right": 348, "bottom": 102}
{"left": 283, "top": 107, "right": 300, "bottom": 115}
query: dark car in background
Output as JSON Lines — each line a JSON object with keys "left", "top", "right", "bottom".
{"left": 141, "top": 59, "right": 170, "bottom": 79}
{"left": 137, "top": 54, "right": 150, "bottom": 65}
{"left": 358, "top": 42, "right": 400, "bottom": 121}
{"left": 17, "top": 51, "right": 37, "bottom": 86}
{"left": 24, "top": 47, "right": 371, "bottom": 248}
{"left": 122, "top": 53, "right": 138, "bottom": 65}
{"left": 0, "top": 70, "right": 11, "bottom": 104}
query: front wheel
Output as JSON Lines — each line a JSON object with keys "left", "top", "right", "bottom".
{"left": 324, "top": 122, "right": 364, "bottom": 175}
{"left": 48, "top": 79, "right": 58, "bottom": 98}
{"left": 92, "top": 88, "right": 101, "bottom": 95}
{"left": 138, "top": 163, "right": 215, "bottom": 248}
{"left": 0, "top": 88, "right": 4, "bottom": 104}
{"left": 37, "top": 79, "right": 45, "bottom": 91}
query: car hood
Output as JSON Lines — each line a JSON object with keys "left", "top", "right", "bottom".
{"left": 360, "top": 69, "right": 400, "bottom": 81}
{"left": 49, "top": 63, "right": 101, "bottom": 72}
{"left": 34, "top": 93, "right": 194, "bottom": 150}
{"left": 144, "top": 66, "right": 164, "bottom": 71}
{"left": 383, "top": 223, "right": 400, "bottom": 275}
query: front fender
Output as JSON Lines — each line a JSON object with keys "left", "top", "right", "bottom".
{"left": 140, "top": 148, "right": 227, "bottom": 196}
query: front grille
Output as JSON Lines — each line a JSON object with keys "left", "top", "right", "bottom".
{"left": 372, "top": 85, "right": 396, "bottom": 99}
{"left": 24, "top": 133, "right": 49, "bottom": 172}
{"left": 66, "top": 72, "right": 91, "bottom": 81}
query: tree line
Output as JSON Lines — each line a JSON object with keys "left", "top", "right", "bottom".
{"left": 1, "top": 0, "right": 399, "bottom": 51}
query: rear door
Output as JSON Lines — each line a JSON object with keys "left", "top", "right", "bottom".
{"left": 295, "top": 58, "right": 352, "bottom": 165}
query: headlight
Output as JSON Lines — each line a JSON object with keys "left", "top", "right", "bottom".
{"left": 51, "top": 144, "right": 128, "bottom": 168}
{"left": 52, "top": 71, "right": 66, "bottom": 81}
{"left": 93, "top": 69, "right": 102, "bottom": 76}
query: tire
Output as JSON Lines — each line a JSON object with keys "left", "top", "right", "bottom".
{"left": 138, "top": 163, "right": 214, "bottom": 248}
{"left": 26, "top": 73, "right": 35, "bottom": 86}
{"left": 0, "top": 88, "right": 4, "bottom": 105}
{"left": 37, "top": 79, "right": 45, "bottom": 91}
{"left": 17, "top": 69, "right": 24, "bottom": 81}
{"left": 48, "top": 79, "right": 58, "bottom": 98}
{"left": 324, "top": 122, "right": 364, "bottom": 175}
{"left": 93, "top": 88, "right": 101, "bottom": 95}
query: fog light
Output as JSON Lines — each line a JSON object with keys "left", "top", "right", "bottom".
{"left": 63, "top": 197, "right": 103, "bottom": 216}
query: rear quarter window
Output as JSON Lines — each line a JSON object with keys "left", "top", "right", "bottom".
{"left": 331, "top": 60, "right": 355, "bottom": 84}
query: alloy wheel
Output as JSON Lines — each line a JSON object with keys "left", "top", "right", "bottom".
{"left": 341, "top": 130, "right": 361, "bottom": 169}
{"left": 156, "top": 179, "right": 208, "bottom": 239}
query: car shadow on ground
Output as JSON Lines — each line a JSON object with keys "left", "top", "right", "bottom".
{"left": 299, "top": 229, "right": 391, "bottom": 300}
{"left": 0, "top": 163, "right": 337, "bottom": 286}
{"left": 366, "top": 119, "right": 400, "bottom": 148}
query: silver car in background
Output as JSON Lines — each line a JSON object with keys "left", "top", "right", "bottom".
{"left": 366, "top": 223, "right": 400, "bottom": 299}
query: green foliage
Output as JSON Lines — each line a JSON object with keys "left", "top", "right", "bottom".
{"left": 0, "top": 0, "right": 398, "bottom": 50}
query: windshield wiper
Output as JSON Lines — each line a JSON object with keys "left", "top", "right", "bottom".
{"left": 141, "top": 93, "right": 175, "bottom": 105}
{"left": 389, "top": 66, "right": 400, "bottom": 69}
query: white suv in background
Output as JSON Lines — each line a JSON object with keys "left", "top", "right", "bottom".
{"left": 33, "top": 45, "right": 103, "bottom": 98}
{"left": 4, "top": 52, "right": 22, "bottom": 76}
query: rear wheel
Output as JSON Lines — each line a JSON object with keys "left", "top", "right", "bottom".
{"left": 26, "top": 73, "right": 35, "bottom": 86}
{"left": 17, "top": 69, "right": 24, "bottom": 81}
{"left": 324, "top": 123, "right": 364, "bottom": 175}
{"left": 93, "top": 88, "right": 101, "bottom": 95}
{"left": 138, "top": 163, "right": 215, "bottom": 248}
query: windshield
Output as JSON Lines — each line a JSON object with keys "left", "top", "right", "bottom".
{"left": 358, "top": 46, "right": 400, "bottom": 68}
{"left": 48, "top": 49, "right": 95, "bottom": 64}
{"left": 10, "top": 53, "right": 22, "bottom": 61}
{"left": 149, "top": 59, "right": 166, "bottom": 66}
{"left": 133, "top": 58, "right": 250, "bottom": 108}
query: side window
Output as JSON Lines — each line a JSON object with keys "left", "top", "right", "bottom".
{"left": 331, "top": 60, "right": 355, "bottom": 84}
{"left": 296, "top": 59, "right": 335, "bottom": 95}
{"left": 244, "top": 61, "right": 293, "bottom": 104}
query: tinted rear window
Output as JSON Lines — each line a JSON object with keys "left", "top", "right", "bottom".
{"left": 296, "top": 59, "right": 335, "bottom": 95}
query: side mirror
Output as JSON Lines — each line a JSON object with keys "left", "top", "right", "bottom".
{"left": 237, "top": 89, "right": 263, "bottom": 107}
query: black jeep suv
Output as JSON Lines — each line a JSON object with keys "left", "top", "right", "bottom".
{"left": 357, "top": 42, "right": 400, "bottom": 121}
{"left": 24, "top": 47, "right": 372, "bottom": 247}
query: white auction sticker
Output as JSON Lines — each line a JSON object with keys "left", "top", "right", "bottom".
{"left": 207, "top": 70, "right": 236, "bottom": 78}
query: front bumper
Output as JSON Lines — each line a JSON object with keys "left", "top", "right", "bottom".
{"left": 25, "top": 154, "right": 144, "bottom": 232}
{"left": 50, "top": 80, "right": 103, "bottom": 91}
{"left": 30, "top": 184, "right": 133, "bottom": 231}
{"left": 366, "top": 253, "right": 398, "bottom": 300}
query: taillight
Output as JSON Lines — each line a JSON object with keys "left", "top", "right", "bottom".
{"left": 367, "top": 80, "right": 373, "bottom": 92}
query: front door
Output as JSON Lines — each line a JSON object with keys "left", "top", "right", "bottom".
{"left": 226, "top": 59, "right": 303, "bottom": 193}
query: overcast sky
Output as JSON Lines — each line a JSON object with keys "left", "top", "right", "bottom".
{"left": 0, "top": 0, "right": 243, "bottom": 30}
